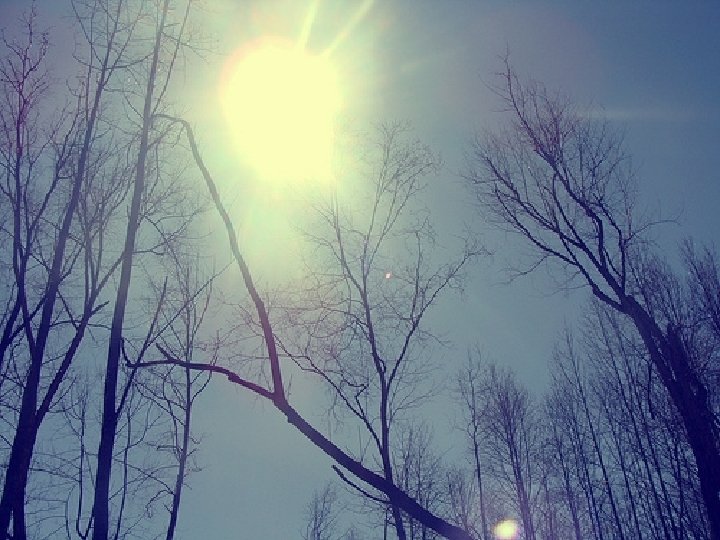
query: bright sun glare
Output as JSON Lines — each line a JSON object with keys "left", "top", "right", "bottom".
{"left": 219, "top": 38, "right": 341, "bottom": 186}
{"left": 494, "top": 519, "right": 519, "bottom": 540}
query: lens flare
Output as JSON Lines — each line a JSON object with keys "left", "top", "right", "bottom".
{"left": 494, "top": 519, "right": 519, "bottom": 540}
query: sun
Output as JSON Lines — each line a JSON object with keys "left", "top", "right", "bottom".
{"left": 219, "top": 38, "right": 342, "bottom": 186}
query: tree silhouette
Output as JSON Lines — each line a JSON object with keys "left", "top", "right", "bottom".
{"left": 466, "top": 59, "right": 720, "bottom": 539}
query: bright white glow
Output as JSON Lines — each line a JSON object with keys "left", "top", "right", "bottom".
{"left": 219, "top": 39, "right": 341, "bottom": 185}
{"left": 494, "top": 519, "right": 519, "bottom": 540}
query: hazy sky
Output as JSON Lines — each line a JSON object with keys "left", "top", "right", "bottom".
{"left": 2, "top": 1, "right": 719, "bottom": 538}
{"left": 177, "top": 2, "right": 720, "bottom": 538}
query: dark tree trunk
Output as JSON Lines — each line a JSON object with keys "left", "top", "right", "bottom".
{"left": 623, "top": 297, "right": 720, "bottom": 540}
{"left": 472, "top": 440, "right": 490, "bottom": 540}
{"left": 91, "top": 3, "right": 170, "bottom": 538}
{"left": 165, "top": 367, "right": 193, "bottom": 540}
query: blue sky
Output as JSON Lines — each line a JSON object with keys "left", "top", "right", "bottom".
{"left": 2, "top": 1, "right": 719, "bottom": 538}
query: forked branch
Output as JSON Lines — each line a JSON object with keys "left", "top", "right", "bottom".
{"left": 149, "top": 114, "right": 473, "bottom": 540}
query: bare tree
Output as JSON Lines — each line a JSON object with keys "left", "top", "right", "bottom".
{"left": 479, "top": 364, "right": 538, "bottom": 540}
{"left": 304, "top": 484, "right": 341, "bottom": 540}
{"left": 90, "top": 1, "right": 197, "bottom": 538}
{"left": 445, "top": 467, "right": 480, "bottom": 540}
{"left": 455, "top": 356, "right": 490, "bottom": 540}
{"left": 466, "top": 60, "right": 720, "bottom": 538}
{"left": 393, "top": 423, "right": 446, "bottom": 540}
{"left": 551, "top": 331, "right": 626, "bottom": 540}
{"left": 145, "top": 251, "right": 215, "bottom": 540}
{"left": 138, "top": 115, "right": 477, "bottom": 540}
{"left": 0, "top": 1, "right": 207, "bottom": 536}
{"left": 545, "top": 379, "right": 600, "bottom": 540}
{"left": 273, "top": 123, "right": 473, "bottom": 540}
{"left": 0, "top": 4, "right": 134, "bottom": 536}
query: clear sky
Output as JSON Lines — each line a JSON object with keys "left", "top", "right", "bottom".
{"left": 2, "top": 1, "right": 719, "bottom": 538}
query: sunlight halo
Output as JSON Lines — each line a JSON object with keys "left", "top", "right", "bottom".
{"left": 219, "top": 38, "right": 342, "bottom": 186}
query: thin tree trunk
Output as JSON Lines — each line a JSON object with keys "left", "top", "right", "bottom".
{"left": 568, "top": 409, "right": 603, "bottom": 540}
{"left": 574, "top": 372, "right": 625, "bottom": 540}
{"left": 91, "top": 3, "right": 170, "bottom": 538}
{"left": 472, "top": 439, "right": 490, "bottom": 540}
{"left": 380, "top": 390, "right": 407, "bottom": 540}
{"left": 602, "top": 315, "right": 671, "bottom": 538}
{"left": 165, "top": 366, "right": 193, "bottom": 540}
{"left": 508, "top": 444, "right": 535, "bottom": 540}
{"left": 603, "top": 398, "right": 643, "bottom": 538}
{"left": 0, "top": 17, "right": 113, "bottom": 533}
{"left": 552, "top": 422, "right": 583, "bottom": 540}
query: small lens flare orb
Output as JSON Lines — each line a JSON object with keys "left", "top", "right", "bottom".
{"left": 494, "top": 519, "right": 519, "bottom": 540}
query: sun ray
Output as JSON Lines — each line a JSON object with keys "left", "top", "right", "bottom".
{"left": 323, "top": 0, "right": 374, "bottom": 57}
{"left": 297, "top": 0, "right": 321, "bottom": 50}
{"left": 217, "top": 0, "right": 379, "bottom": 192}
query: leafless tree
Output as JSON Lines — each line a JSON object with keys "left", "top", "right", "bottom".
{"left": 143, "top": 251, "right": 215, "bottom": 540}
{"left": 0, "top": 1, "right": 207, "bottom": 537}
{"left": 59, "top": 255, "right": 213, "bottom": 540}
{"left": 272, "top": 123, "right": 474, "bottom": 540}
{"left": 89, "top": 1, "right": 198, "bottom": 538}
{"left": 550, "top": 331, "right": 626, "bottom": 540}
{"left": 545, "top": 381, "right": 597, "bottom": 540}
{"left": 444, "top": 467, "right": 480, "bottom": 540}
{"left": 393, "top": 423, "right": 446, "bottom": 540}
{"left": 138, "top": 115, "right": 477, "bottom": 540}
{"left": 0, "top": 4, "right": 134, "bottom": 536}
{"left": 478, "top": 363, "right": 538, "bottom": 540}
{"left": 454, "top": 356, "right": 490, "bottom": 540}
{"left": 304, "top": 484, "right": 341, "bottom": 540}
{"left": 466, "top": 59, "right": 720, "bottom": 538}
